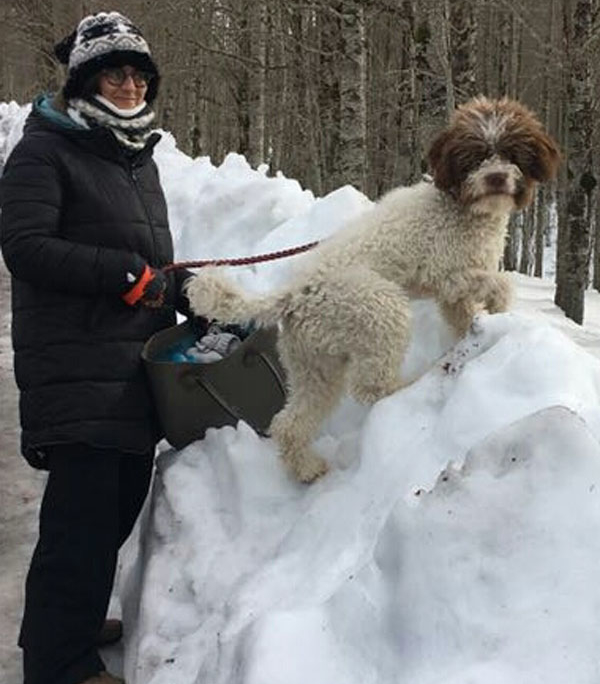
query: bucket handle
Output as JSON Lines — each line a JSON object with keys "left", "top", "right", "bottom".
{"left": 245, "top": 348, "right": 286, "bottom": 398}
{"left": 192, "top": 350, "right": 286, "bottom": 437}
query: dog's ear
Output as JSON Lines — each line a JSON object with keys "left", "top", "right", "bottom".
{"left": 496, "top": 99, "right": 561, "bottom": 183}
{"left": 427, "top": 129, "right": 456, "bottom": 194}
{"left": 530, "top": 130, "right": 561, "bottom": 182}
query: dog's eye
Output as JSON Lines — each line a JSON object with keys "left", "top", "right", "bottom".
{"left": 498, "top": 143, "right": 530, "bottom": 170}
{"left": 506, "top": 151, "right": 544, "bottom": 180}
{"left": 453, "top": 147, "right": 487, "bottom": 175}
{"left": 498, "top": 150, "right": 517, "bottom": 166}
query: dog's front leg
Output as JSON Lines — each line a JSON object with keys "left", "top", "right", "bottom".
{"left": 480, "top": 271, "right": 512, "bottom": 314}
{"left": 437, "top": 269, "right": 512, "bottom": 336}
{"left": 436, "top": 272, "right": 479, "bottom": 336}
{"left": 439, "top": 298, "right": 478, "bottom": 337}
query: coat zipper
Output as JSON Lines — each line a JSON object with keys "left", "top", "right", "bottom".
{"left": 129, "top": 160, "right": 158, "bottom": 264}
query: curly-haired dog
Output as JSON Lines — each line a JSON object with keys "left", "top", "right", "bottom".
{"left": 186, "top": 96, "right": 560, "bottom": 483}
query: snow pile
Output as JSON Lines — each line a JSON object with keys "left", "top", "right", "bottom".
{"left": 121, "top": 312, "right": 600, "bottom": 684}
{"left": 127, "top": 137, "right": 600, "bottom": 683}
{"left": 0, "top": 101, "right": 30, "bottom": 168}
{"left": 153, "top": 133, "right": 371, "bottom": 292}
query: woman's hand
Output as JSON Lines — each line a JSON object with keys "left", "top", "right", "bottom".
{"left": 122, "top": 265, "right": 167, "bottom": 308}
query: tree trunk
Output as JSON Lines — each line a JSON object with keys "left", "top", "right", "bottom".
{"left": 337, "top": 0, "right": 367, "bottom": 192}
{"left": 268, "top": 0, "right": 287, "bottom": 174}
{"left": 594, "top": 191, "right": 600, "bottom": 290}
{"left": 500, "top": 5, "right": 523, "bottom": 269}
{"left": 534, "top": 0, "right": 557, "bottom": 277}
{"left": 449, "top": 0, "right": 478, "bottom": 101}
{"left": 440, "top": 0, "right": 455, "bottom": 117}
{"left": 554, "top": 0, "right": 597, "bottom": 324}
{"left": 403, "top": 0, "right": 422, "bottom": 184}
{"left": 534, "top": 185, "right": 550, "bottom": 277}
{"left": 246, "top": 0, "right": 267, "bottom": 167}
{"left": 317, "top": 5, "right": 340, "bottom": 194}
{"left": 519, "top": 202, "right": 535, "bottom": 275}
{"left": 504, "top": 215, "right": 520, "bottom": 272}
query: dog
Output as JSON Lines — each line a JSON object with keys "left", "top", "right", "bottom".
{"left": 185, "top": 96, "right": 560, "bottom": 483}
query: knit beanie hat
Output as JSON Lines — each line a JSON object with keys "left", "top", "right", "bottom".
{"left": 54, "top": 12, "right": 160, "bottom": 103}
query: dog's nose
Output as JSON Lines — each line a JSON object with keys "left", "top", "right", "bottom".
{"left": 486, "top": 172, "right": 508, "bottom": 189}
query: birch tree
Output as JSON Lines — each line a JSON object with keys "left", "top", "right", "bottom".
{"left": 246, "top": 0, "right": 267, "bottom": 167}
{"left": 337, "top": 0, "right": 367, "bottom": 192}
{"left": 448, "top": 0, "right": 478, "bottom": 101}
{"left": 402, "top": 0, "right": 424, "bottom": 183}
{"left": 554, "top": 0, "right": 597, "bottom": 323}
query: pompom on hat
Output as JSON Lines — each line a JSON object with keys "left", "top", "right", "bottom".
{"left": 54, "top": 12, "right": 160, "bottom": 103}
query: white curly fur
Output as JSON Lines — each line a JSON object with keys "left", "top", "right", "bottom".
{"left": 185, "top": 97, "right": 560, "bottom": 483}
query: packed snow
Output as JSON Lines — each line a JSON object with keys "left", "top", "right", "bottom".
{"left": 3, "top": 103, "right": 600, "bottom": 683}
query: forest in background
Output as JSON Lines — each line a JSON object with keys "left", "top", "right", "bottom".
{"left": 0, "top": 0, "right": 598, "bottom": 323}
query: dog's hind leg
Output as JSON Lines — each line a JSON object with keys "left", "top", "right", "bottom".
{"left": 348, "top": 352, "right": 405, "bottom": 404}
{"left": 269, "top": 351, "right": 348, "bottom": 483}
{"left": 347, "top": 287, "right": 412, "bottom": 405}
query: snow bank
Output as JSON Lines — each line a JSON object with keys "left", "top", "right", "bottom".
{"left": 121, "top": 309, "right": 600, "bottom": 684}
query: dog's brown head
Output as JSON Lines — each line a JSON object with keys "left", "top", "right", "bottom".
{"left": 427, "top": 96, "right": 560, "bottom": 212}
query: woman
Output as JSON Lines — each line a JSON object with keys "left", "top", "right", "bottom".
{"left": 0, "top": 12, "right": 191, "bottom": 684}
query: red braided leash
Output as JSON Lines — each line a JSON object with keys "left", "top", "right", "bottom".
{"left": 162, "top": 240, "right": 319, "bottom": 272}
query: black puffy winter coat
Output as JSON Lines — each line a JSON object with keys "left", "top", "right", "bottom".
{"left": 0, "top": 96, "right": 189, "bottom": 468}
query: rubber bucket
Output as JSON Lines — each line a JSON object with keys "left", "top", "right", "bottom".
{"left": 142, "top": 320, "right": 287, "bottom": 449}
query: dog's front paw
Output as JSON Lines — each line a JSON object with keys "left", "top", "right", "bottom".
{"left": 183, "top": 268, "right": 219, "bottom": 316}
{"left": 485, "top": 273, "right": 512, "bottom": 314}
{"left": 440, "top": 299, "right": 477, "bottom": 338}
{"left": 469, "top": 314, "right": 485, "bottom": 336}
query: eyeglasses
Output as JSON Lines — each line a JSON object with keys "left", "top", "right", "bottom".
{"left": 101, "top": 67, "right": 153, "bottom": 88}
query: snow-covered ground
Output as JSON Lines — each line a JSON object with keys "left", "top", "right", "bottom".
{"left": 3, "top": 103, "right": 600, "bottom": 683}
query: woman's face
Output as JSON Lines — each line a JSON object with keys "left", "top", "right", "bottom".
{"left": 98, "top": 65, "right": 149, "bottom": 109}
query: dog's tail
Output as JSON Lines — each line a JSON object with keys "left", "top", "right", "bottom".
{"left": 184, "top": 267, "right": 287, "bottom": 328}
